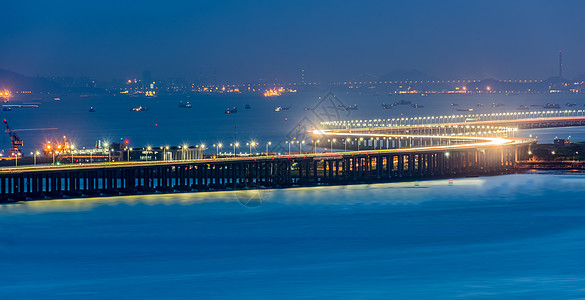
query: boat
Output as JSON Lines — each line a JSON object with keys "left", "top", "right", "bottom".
{"left": 450, "top": 103, "right": 459, "bottom": 106}
{"left": 491, "top": 103, "right": 505, "bottom": 108}
{"left": 516, "top": 105, "right": 529, "bottom": 110}
{"left": 89, "top": 107, "right": 96, "bottom": 112}
{"left": 456, "top": 108, "right": 474, "bottom": 112}
{"left": 345, "top": 104, "right": 358, "bottom": 111}
{"left": 565, "top": 103, "right": 577, "bottom": 107}
{"left": 381, "top": 103, "right": 393, "bottom": 109}
{"left": 130, "top": 106, "right": 149, "bottom": 112}
{"left": 178, "top": 101, "right": 192, "bottom": 108}
{"left": 225, "top": 107, "right": 237, "bottom": 114}
{"left": 304, "top": 106, "right": 311, "bottom": 111}
{"left": 245, "top": 104, "right": 251, "bottom": 109}
{"left": 53, "top": 97, "right": 61, "bottom": 101}
{"left": 477, "top": 103, "right": 484, "bottom": 107}
{"left": 530, "top": 104, "right": 541, "bottom": 107}
{"left": 393, "top": 100, "right": 411, "bottom": 105}
{"left": 274, "top": 106, "right": 291, "bottom": 112}
{"left": 543, "top": 103, "right": 560, "bottom": 109}
{"left": 411, "top": 104, "right": 424, "bottom": 108}
{"left": 2, "top": 107, "right": 11, "bottom": 111}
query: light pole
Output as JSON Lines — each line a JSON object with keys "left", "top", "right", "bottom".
{"left": 214, "top": 143, "right": 222, "bottom": 157}
{"left": 287, "top": 141, "right": 291, "bottom": 153}
{"left": 33, "top": 151, "right": 39, "bottom": 166}
{"left": 128, "top": 147, "right": 132, "bottom": 162}
{"left": 266, "top": 141, "right": 271, "bottom": 154}
{"left": 299, "top": 140, "right": 304, "bottom": 153}
{"left": 71, "top": 145, "right": 75, "bottom": 164}
{"left": 345, "top": 138, "right": 349, "bottom": 152}
{"left": 14, "top": 152, "right": 18, "bottom": 167}
{"left": 358, "top": 137, "right": 363, "bottom": 151}
{"left": 147, "top": 146, "right": 152, "bottom": 161}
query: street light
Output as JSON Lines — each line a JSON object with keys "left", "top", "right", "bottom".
{"left": 71, "top": 145, "right": 75, "bottom": 164}
{"left": 266, "top": 141, "right": 271, "bottom": 154}
{"left": 32, "top": 151, "right": 39, "bottom": 166}
{"left": 213, "top": 143, "right": 222, "bottom": 157}
{"left": 246, "top": 141, "right": 256, "bottom": 155}
{"left": 358, "top": 137, "right": 363, "bottom": 151}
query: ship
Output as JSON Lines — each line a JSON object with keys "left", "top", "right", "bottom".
{"left": 89, "top": 107, "right": 96, "bottom": 112}
{"left": 275, "top": 106, "right": 291, "bottom": 112}
{"left": 516, "top": 105, "right": 529, "bottom": 110}
{"left": 393, "top": 100, "right": 411, "bottom": 106}
{"left": 225, "top": 107, "right": 238, "bottom": 114}
{"left": 178, "top": 101, "right": 192, "bottom": 108}
{"left": 345, "top": 104, "right": 358, "bottom": 111}
{"left": 456, "top": 108, "right": 474, "bottom": 112}
{"left": 411, "top": 104, "right": 424, "bottom": 108}
{"left": 543, "top": 103, "right": 560, "bottom": 109}
{"left": 381, "top": 103, "right": 393, "bottom": 109}
{"left": 130, "top": 106, "right": 149, "bottom": 112}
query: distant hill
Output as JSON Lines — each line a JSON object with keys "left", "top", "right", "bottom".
{"left": 378, "top": 69, "right": 439, "bottom": 82}
{"left": 0, "top": 69, "right": 62, "bottom": 92}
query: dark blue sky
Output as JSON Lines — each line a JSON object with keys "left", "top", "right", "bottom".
{"left": 2, "top": 0, "right": 584, "bottom": 82}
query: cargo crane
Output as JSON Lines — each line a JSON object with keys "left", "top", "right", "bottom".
{"left": 3, "top": 119, "right": 23, "bottom": 157}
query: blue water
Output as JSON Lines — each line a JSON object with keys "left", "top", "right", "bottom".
{"left": 3, "top": 90, "right": 585, "bottom": 154}
{"left": 2, "top": 173, "right": 585, "bottom": 299}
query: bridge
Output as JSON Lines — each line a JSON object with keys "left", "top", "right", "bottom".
{"left": 2, "top": 112, "right": 585, "bottom": 202}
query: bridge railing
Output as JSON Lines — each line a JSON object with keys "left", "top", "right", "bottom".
{"left": 321, "top": 109, "right": 585, "bottom": 130}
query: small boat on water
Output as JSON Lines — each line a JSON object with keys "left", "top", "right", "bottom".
{"left": 566, "top": 103, "right": 577, "bottom": 107}
{"left": 225, "top": 107, "right": 237, "bottom": 114}
{"left": 245, "top": 104, "right": 251, "bottom": 109}
{"left": 304, "top": 106, "right": 311, "bottom": 111}
{"left": 131, "top": 106, "right": 149, "bottom": 112}
{"left": 178, "top": 101, "right": 192, "bottom": 108}
{"left": 491, "top": 103, "right": 505, "bottom": 108}
{"left": 345, "top": 104, "right": 358, "bottom": 111}
{"left": 54, "top": 97, "right": 61, "bottom": 101}
{"left": 381, "top": 103, "right": 392, "bottom": 109}
{"left": 393, "top": 100, "right": 411, "bottom": 106}
{"left": 450, "top": 103, "right": 459, "bottom": 107}
{"left": 2, "top": 107, "right": 11, "bottom": 111}
{"left": 456, "top": 108, "right": 474, "bottom": 112}
{"left": 517, "top": 105, "right": 529, "bottom": 110}
{"left": 275, "top": 106, "right": 291, "bottom": 112}
{"left": 89, "top": 107, "right": 96, "bottom": 112}
{"left": 411, "top": 104, "right": 424, "bottom": 108}
{"left": 543, "top": 103, "right": 560, "bottom": 109}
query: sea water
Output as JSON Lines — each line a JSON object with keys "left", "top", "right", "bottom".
{"left": 1, "top": 172, "right": 585, "bottom": 298}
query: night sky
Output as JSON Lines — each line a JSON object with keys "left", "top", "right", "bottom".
{"left": 2, "top": 0, "right": 585, "bottom": 82}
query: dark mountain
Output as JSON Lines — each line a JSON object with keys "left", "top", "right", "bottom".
{"left": 0, "top": 69, "right": 62, "bottom": 92}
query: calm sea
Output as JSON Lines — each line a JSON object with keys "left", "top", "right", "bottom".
{"left": 1, "top": 173, "right": 585, "bottom": 298}
{"left": 2, "top": 90, "right": 585, "bottom": 298}
{"left": 2, "top": 89, "right": 585, "bottom": 154}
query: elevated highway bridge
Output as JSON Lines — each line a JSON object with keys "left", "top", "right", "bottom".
{"left": 3, "top": 112, "right": 585, "bottom": 202}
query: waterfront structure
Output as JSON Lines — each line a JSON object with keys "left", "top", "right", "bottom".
{"left": 2, "top": 114, "right": 585, "bottom": 202}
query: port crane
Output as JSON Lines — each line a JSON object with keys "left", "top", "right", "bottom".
{"left": 3, "top": 119, "right": 23, "bottom": 157}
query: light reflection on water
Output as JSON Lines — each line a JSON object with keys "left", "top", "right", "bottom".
{"left": 1, "top": 172, "right": 585, "bottom": 299}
